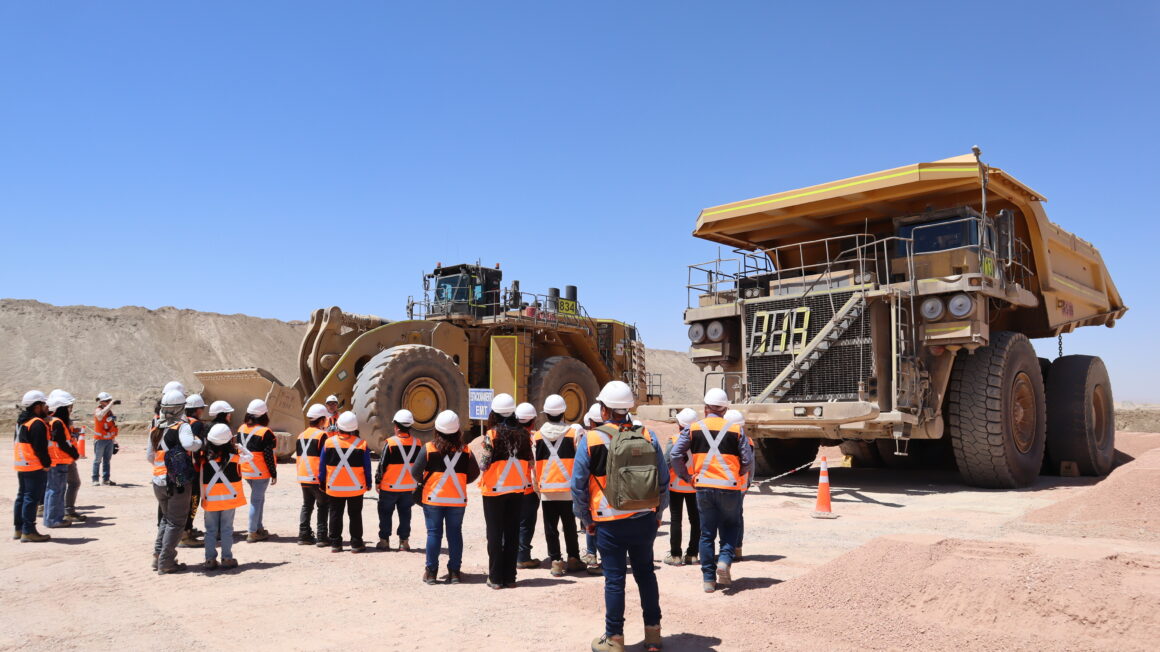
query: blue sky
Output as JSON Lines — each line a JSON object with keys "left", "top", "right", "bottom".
{"left": 2, "top": 2, "right": 1158, "bottom": 401}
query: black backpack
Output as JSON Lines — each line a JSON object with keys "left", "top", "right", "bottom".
{"left": 155, "top": 425, "right": 195, "bottom": 491}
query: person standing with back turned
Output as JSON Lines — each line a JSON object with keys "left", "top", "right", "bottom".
{"left": 319, "top": 411, "right": 371, "bottom": 553}
{"left": 374, "top": 409, "right": 421, "bottom": 551}
{"left": 149, "top": 390, "right": 203, "bottom": 574}
{"left": 478, "top": 393, "right": 533, "bottom": 589}
{"left": 572, "top": 381, "right": 668, "bottom": 652}
{"left": 412, "top": 410, "right": 480, "bottom": 585}
{"left": 294, "top": 403, "right": 332, "bottom": 546}
{"left": 237, "top": 398, "right": 277, "bottom": 542}
{"left": 663, "top": 408, "right": 700, "bottom": 566}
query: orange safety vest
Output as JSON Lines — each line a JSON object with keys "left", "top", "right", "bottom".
{"left": 201, "top": 452, "right": 247, "bottom": 511}
{"left": 295, "top": 427, "right": 327, "bottom": 484}
{"left": 47, "top": 417, "right": 77, "bottom": 466}
{"left": 585, "top": 424, "right": 658, "bottom": 522}
{"left": 738, "top": 435, "right": 754, "bottom": 488}
{"left": 321, "top": 434, "right": 368, "bottom": 497}
{"left": 532, "top": 425, "right": 581, "bottom": 492}
{"left": 420, "top": 442, "right": 471, "bottom": 507}
{"left": 151, "top": 423, "right": 182, "bottom": 478}
{"left": 13, "top": 417, "right": 49, "bottom": 472}
{"left": 689, "top": 416, "right": 744, "bottom": 491}
{"left": 378, "top": 434, "right": 422, "bottom": 492}
{"left": 479, "top": 429, "right": 533, "bottom": 496}
{"left": 93, "top": 409, "right": 118, "bottom": 440}
{"left": 237, "top": 424, "right": 273, "bottom": 480}
{"left": 669, "top": 432, "right": 696, "bottom": 493}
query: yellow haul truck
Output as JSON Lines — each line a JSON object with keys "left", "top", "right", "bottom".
{"left": 637, "top": 151, "right": 1127, "bottom": 488}
{"left": 196, "top": 262, "right": 653, "bottom": 456}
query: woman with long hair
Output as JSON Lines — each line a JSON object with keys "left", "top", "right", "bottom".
{"left": 410, "top": 410, "right": 479, "bottom": 585}
{"left": 237, "top": 399, "right": 277, "bottom": 542}
{"left": 478, "top": 393, "right": 533, "bottom": 589}
{"left": 199, "top": 423, "right": 249, "bottom": 570}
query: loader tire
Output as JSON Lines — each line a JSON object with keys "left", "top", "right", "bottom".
{"left": 755, "top": 438, "right": 819, "bottom": 477}
{"left": 528, "top": 356, "right": 599, "bottom": 427}
{"left": 839, "top": 440, "right": 881, "bottom": 468}
{"left": 947, "top": 331, "right": 1046, "bottom": 488}
{"left": 352, "top": 344, "right": 468, "bottom": 451}
{"left": 1044, "top": 355, "right": 1115, "bottom": 476}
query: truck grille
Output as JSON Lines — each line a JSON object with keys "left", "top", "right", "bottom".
{"left": 743, "top": 290, "right": 871, "bottom": 402}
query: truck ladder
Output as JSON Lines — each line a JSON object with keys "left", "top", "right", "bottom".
{"left": 753, "top": 293, "right": 866, "bottom": 403}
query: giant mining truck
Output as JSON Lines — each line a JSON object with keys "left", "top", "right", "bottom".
{"left": 196, "top": 262, "right": 654, "bottom": 455}
{"left": 637, "top": 151, "right": 1127, "bottom": 488}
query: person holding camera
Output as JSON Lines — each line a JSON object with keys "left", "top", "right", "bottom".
{"left": 92, "top": 392, "right": 120, "bottom": 485}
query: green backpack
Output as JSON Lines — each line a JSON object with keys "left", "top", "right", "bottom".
{"left": 596, "top": 423, "right": 660, "bottom": 511}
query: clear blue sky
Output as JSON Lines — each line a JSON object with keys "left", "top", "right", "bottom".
{"left": 2, "top": 2, "right": 1157, "bottom": 401}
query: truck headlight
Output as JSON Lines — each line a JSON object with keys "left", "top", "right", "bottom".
{"left": 688, "top": 322, "right": 706, "bottom": 344}
{"left": 920, "top": 297, "right": 945, "bottom": 321}
{"left": 706, "top": 320, "right": 726, "bottom": 342}
{"left": 947, "top": 293, "right": 974, "bottom": 318}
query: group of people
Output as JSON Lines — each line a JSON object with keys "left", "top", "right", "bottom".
{"left": 14, "top": 377, "right": 755, "bottom": 652}
{"left": 13, "top": 389, "right": 120, "bottom": 542}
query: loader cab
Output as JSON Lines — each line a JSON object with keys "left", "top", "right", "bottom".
{"left": 428, "top": 263, "right": 503, "bottom": 319}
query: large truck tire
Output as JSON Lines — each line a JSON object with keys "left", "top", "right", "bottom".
{"left": 840, "top": 440, "right": 881, "bottom": 468}
{"left": 1044, "top": 355, "right": 1115, "bottom": 476}
{"left": 527, "top": 356, "right": 599, "bottom": 426}
{"left": 947, "top": 331, "right": 1046, "bottom": 488}
{"left": 755, "top": 438, "right": 820, "bottom": 477}
{"left": 352, "top": 344, "right": 468, "bottom": 451}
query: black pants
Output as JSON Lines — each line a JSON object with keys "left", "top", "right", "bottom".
{"left": 518, "top": 491, "right": 539, "bottom": 562}
{"left": 541, "top": 500, "right": 579, "bottom": 562}
{"left": 327, "top": 495, "right": 364, "bottom": 547}
{"left": 483, "top": 493, "right": 523, "bottom": 584}
{"left": 669, "top": 491, "right": 700, "bottom": 557}
{"left": 300, "top": 484, "right": 330, "bottom": 539}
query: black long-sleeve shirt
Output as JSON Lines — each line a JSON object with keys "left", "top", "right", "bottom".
{"left": 51, "top": 419, "right": 80, "bottom": 461}
{"left": 16, "top": 409, "right": 52, "bottom": 469}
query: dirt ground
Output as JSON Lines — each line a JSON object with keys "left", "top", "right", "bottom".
{"left": 3, "top": 430, "right": 1159, "bottom": 652}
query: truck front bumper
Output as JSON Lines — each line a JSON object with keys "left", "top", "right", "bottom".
{"left": 636, "top": 401, "right": 881, "bottom": 426}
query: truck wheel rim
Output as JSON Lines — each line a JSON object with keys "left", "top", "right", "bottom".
{"left": 403, "top": 378, "right": 444, "bottom": 426}
{"left": 559, "top": 382, "right": 586, "bottom": 423}
{"left": 1091, "top": 384, "right": 1109, "bottom": 448}
{"left": 1010, "top": 371, "right": 1036, "bottom": 454}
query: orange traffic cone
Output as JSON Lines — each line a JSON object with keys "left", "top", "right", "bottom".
{"left": 76, "top": 428, "right": 87, "bottom": 459}
{"left": 811, "top": 456, "right": 838, "bottom": 519}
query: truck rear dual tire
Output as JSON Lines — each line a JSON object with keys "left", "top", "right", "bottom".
{"left": 947, "top": 331, "right": 1046, "bottom": 488}
{"left": 1044, "top": 355, "right": 1115, "bottom": 476}
{"left": 528, "top": 356, "right": 600, "bottom": 427}
{"left": 352, "top": 344, "right": 468, "bottom": 450}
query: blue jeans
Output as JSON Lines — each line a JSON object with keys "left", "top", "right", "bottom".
{"left": 422, "top": 504, "right": 465, "bottom": 572}
{"left": 595, "top": 515, "right": 662, "bottom": 637}
{"left": 738, "top": 493, "right": 745, "bottom": 548}
{"left": 204, "top": 508, "right": 236, "bottom": 561}
{"left": 91, "top": 439, "right": 114, "bottom": 482}
{"left": 586, "top": 531, "right": 598, "bottom": 556}
{"left": 377, "top": 490, "right": 414, "bottom": 540}
{"left": 43, "top": 465, "right": 69, "bottom": 527}
{"left": 246, "top": 478, "right": 270, "bottom": 532}
{"left": 14, "top": 469, "right": 48, "bottom": 534}
{"left": 696, "top": 488, "right": 742, "bottom": 581}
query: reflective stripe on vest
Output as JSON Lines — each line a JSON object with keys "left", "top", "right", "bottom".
{"left": 536, "top": 427, "right": 578, "bottom": 491}
{"left": 152, "top": 432, "right": 173, "bottom": 477}
{"left": 586, "top": 428, "right": 654, "bottom": 522}
{"left": 14, "top": 418, "right": 47, "bottom": 471}
{"left": 327, "top": 437, "right": 365, "bottom": 492}
{"left": 47, "top": 418, "right": 76, "bottom": 466}
{"left": 694, "top": 420, "right": 740, "bottom": 489}
{"left": 669, "top": 432, "right": 696, "bottom": 493}
{"left": 381, "top": 439, "right": 421, "bottom": 491}
{"left": 204, "top": 459, "right": 238, "bottom": 503}
{"left": 295, "top": 428, "right": 324, "bottom": 483}
{"left": 238, "top": 426, "right": 271, "bottom": 479}
{"left": 491, "top": 455, "right": 530, "bottom": 494}
{"left": 425, "top": 452, "right": 466, "bottom": 505}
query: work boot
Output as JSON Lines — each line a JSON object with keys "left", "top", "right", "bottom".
{"left": 734, "top": 546, "right": 744, "bottom": 562}
{"left": 398, "top": 538, "right": 410, "bottom": 552}
{"left": 584, "top": 554, "right": 603, "bottom": 575}
{"left": 104, "top": 480, "right": 117, "bottom": 486}
{"left": 178, "top": 533, "right": 202, "bottom": 548}
{"left": 376, "top": 538, "right": 392, "bottom": 551}
{"left": 591, "top": 633, "right": 625, "bottom": 652}
{"left": 644, "top": 625, "right": 663, "bottom": 652}
{"left": 298, "top": 534, "right": 317, "bottom": 546}
{"left": 220, "top": 558, "right": 239, "bottom": 569}
{"left": 190, "top": 527, "right": 205, "bottom": 538}
{"left": 315, "top": 539, "right": 329, "bottom": 548}
{"left": 151, "top": 553, "right": 159, "bottom": 570}
{"left": 445, "top": 570, "right": 462, "bottom": 584}
{"left": 247, "top": 531, "right": 268, "bottom": 543}
{"left": 331, "top": 544, "right": 343, "bottom": 553}
{"left": 351, "top": 542, "right": 367, "bottom": 554}
{"left": 422, "top": 568, "right": 438, "bottom": 585}
{"left": 158, "top": 562, "right": 188, "bottom": 575}
{"left": 683, "top": 553, "right": 697, "bottom": 565}
{"left": 21, "top": 531, "right": 50, "bottom": 543}
{"left": 13, "top": 529, "right": 22, "bottom": 540}
{"left": 486, "top": 580, "right": 503, "bottom": 590}
{"left": 703, "top": 580, "right": 716, "bottom": 593}
{"left": 566, "top": 556, "right": 586, "bottom": 573}
{"left": 663, "top": 554, "right": 684, "bottom": 566}
{"left": 716, "top": 563, "right": 733, "bottom": 586}
{"left": 550, "top": 560, "right": 566, "bottom": 577}
{"left": 203, "top": 559, "right": 219, "bottom": 571}
{"left": 46, "top": 521, "right": 71, "bottom": 529}
{"left": 517, "top": 557, "right": 540, "bottom": 569}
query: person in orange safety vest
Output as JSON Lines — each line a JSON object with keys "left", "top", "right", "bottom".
{"left": 92, "top": 391, "right": 119, "bottom": 486}
{"left": 199, "top": 423, "right": 250, "bottom": 570}
{"left": 14, "top": 390, "right": 53, "bottom": 542}
{"left": 319, "top": 411, "right": 372, "bottom": 553}
{"left": 409, "top": 410, "right": 479, "bottom": 585}
{"left": 663, "top": 408, "right": 700, "bottom": 567}
{"left": 374, "top": 409, "right": 422, "bottom": 551}
{"left": 238, "top": 398, "right": 277, "bottom": 543}
{"left": 532, "top": 394, "right": 585, "bottom": 577}
{"left": 295, "top": 403, "right": 332, "bottom": 546}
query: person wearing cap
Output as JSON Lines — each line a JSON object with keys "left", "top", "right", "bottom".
{"left": 668, "top": 388, "right": 753, "bottom": 593}
{"left": 580, "top": 403, "right": 605, "bottom": 574}
{"left": 149, "top": 390, "right": 203, "bottom": 574}
{"left": 14, "top": 391, "right": 53, "bottom": 542}
{"left": 514, "top": 401, "right": 543, "bottom": 570}
{"left": 43, "top": 390, "right": 82, "bottom": 530}
{"left": 238, "top": 398, "right": 278, "bottom": 542}
{"left": 374, "top": 408, "right": 421, "bottom": 551}
{"left": 319, "top": 411, "right": 372, "bottom": 553}
{"left": 199, "top": 423, "right": 250, "bottom": 570}
{"left": 664, "top": 408, "right": 701, "bottom": 566}
{"left": 324, "top": 395, "right": 341, "bottom": 429}
{"left": 294, "top": 404, "right": 332, "bottom": 546}
{"left": 178, "top": 394, "right": 209, "bottom": 548}
{"left": 410, "top": 410, "right": 479, "bottom": 585}
{"left": 478, "top": 393, "right": 534, "bottom": 589}
{"left": 572, "top": 381, "right": 668, "bottom": 652}
{"left": 532, "top": 394, "right": 586, "bottom": 576}
{"left": 92, "top": 392, "right": 119, "bottom": 485}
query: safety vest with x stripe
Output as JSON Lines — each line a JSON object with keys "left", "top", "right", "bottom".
{"left": 322, "top": 434, "right": 368, "bottom": 497}
{"left": 201, "top": 453, "right": 246, "bottom": 511}
{"left": 295, "top": 427, "right": 328, "bottom": 484}
{"left": 378, "top": 434, "right": 422, "bottom": 492}
{"left": 479, "top": 429, "right": 533, "bottom": 496}
{"left": 689, "top": 416, "right": 744, "bottom": 491}
{"left": 237, "top": 424, "right": 274, "bottom": 480}
{"left": 420, "top": 442, "right": 472, "bottom": 507}
{"left": 532, "top": 424, "right": 582, "bottom": 492}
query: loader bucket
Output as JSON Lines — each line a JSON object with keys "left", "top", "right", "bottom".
{"left": 194, "top": 367, "right": 304, "bottom": 459}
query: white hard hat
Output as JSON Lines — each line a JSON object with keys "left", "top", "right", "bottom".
{"left": 48, "top": 390, "right": 76, "bottom": 410}
{"left": 306, "top": 403, "right": 329, "bottom": 420}
{"left": 490, "top": 393, "right": 516, "bottom": 416}
{"left": 208, "top": 400, "right": 234, "bottom": 417}
{"left": 676, "top": 408, "right": 698, "bottom": 428}
{"left": 596, "top": 381, "right": 635, "bottom": 410}
{"left": 207, "top": 423, "right": 233, "bottom": 445}
{"left": 21, "top": 390, "right": 47, "bottom": 407}
{"left": 185, "top": 394, "right": 206, "bottom": 409}
{"left": 515, "top": 402, "right": 537, "bottom": 422}
{"left": 584, "top": 403, "right": 604, "bottom": 427}
{"left": 325, "top": 395, "right": 339, "bottom": 404}
{"left": 336, "top": 411, "right": 359, "bottom": 433}
{"left": 542, "top": 394, "right": 567, "bottom": 416}
{"left": 724, "top": 409, "right": 744, "bottom": 425}
{"left": 162, "top": 390, "right": 187, "bottom": 407}
{"left": 393, "top": 409, "right": 415, "bottom": 427}
{"left": 96, "top": 392, "right": 113, "bottom": 402}
{"left": 703, "top": 387, "right": 730, "bottom": 408}
{"left": 435, "top": 410, "right": 460, "bottom": 434}
{"left": 246, "top": 399, "right": 268, "bottom": 416}
{"left": 163, "top": 381, "right": 185, "bottom": 396}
